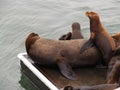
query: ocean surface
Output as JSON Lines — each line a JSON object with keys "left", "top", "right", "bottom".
{"left": 0, "top": 0, "right": 120, "bottom": 90}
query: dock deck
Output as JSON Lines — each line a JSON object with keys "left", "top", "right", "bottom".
{"left": 18, "top": 53, "right": 119, "bottom": 90}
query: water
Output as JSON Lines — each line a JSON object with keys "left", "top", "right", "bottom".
{"left": 0, "top": 0, "right": 120, "bottom": 90}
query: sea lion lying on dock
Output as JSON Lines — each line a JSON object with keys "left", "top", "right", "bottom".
{"left": 25, "top": 33, "right": 102, "bottom": 80}
{"left": 25, "top": 32, "right": 120, "bottom": 82}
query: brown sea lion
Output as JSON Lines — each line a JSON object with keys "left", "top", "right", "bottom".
{"left": 59, "top": 22, "right": 84, "bottom": 40}
{"left": 62, "top": 83, "right": 119, "bottom": 90}
{"left": 25, "top": 33, "right": 102, "bottom": 80}
{"left": 80, "top": 11, "right": 116, "bottom": 65}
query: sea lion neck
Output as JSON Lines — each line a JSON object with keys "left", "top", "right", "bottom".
{"left": 89, "top": 15, "right": 103, "bottom": 32}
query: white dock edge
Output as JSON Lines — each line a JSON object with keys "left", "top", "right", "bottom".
{"left": 17, "top": 53, "right": 59, "bottom": 90}
{"left": 114, "top": 87, "right": 120, "bottom": 90}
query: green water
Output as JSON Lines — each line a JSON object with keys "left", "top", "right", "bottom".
{"left": 0, "top": 0, "right": 120, "bottom": 90}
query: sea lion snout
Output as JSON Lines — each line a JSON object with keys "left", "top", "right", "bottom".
{"left": 86, "top": 11, "right": 90, "bottom": 16}
{"left": 86, "top": 11, "right": 99, "bottom": 19}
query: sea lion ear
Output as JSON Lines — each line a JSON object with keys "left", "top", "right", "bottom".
{"left": 80, "top": 38, "right": 94, "bottom": 54}
{"left": 57, "top": 58, "right": 76, "bottom": 80}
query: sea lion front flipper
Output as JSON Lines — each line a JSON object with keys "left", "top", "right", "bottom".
{"left": 57, "top": 58, "right": 76, "bottom": 80}
{"left": 80, "top": 39, "right": 94, "bottom": 54}
{"left": 59, "top": 32, "right": 72, "bottom": 40}
{"left": 64, "top": 32, "right": 72, "bottom": 40}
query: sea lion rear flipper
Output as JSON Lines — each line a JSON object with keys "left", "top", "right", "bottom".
{"left": 57, "top": 58, "right": 76, "bottom": 80}
{"left": 80, "top": 39, "right": 94, "bottom": 54}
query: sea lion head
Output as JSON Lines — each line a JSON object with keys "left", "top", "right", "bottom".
{"left": 85, "top": 11, "right": 101, "bottom": 32}
{"left": 86, "top": 11, "right": 100, "bottom": 20}
{"left": 25, "top": 33, "right": 40, "bottom": 54}
{"left": 72, "top": 22, "right": 80, "bottom": 31}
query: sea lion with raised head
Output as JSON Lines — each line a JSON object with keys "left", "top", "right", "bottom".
{"left": 25, "top": 33, "right": 102, "bottom": 80}
{"left": 59, "top": 22, "right": 84, "bottom": 40}
{"left": 80, "top": 11, "right": 116, "bottom": 65}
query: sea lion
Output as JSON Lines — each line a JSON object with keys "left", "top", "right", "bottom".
{"left": 80, "top": 11, "right": 116, "bottom": 65}
{"left": 62, "top": 83, "right": 119, "bottom": 90}
{"left": 59, "top": 22, "right": 84, "bottom": 40}
{"left": 25, "top": 33, "right": 102, "bottom": 80}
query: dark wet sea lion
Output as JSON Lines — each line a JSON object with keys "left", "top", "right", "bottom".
{"left": 59, "top": 22, "right": 84, "bottom": 40}
{"left": 80, "top": 11, "right": 116, "bottom": 65}
{"left": 62, "top": 83, "right": 119, "bottom": 90}
{"left": 25, "top": 33, "right": 102, "bottom": 80}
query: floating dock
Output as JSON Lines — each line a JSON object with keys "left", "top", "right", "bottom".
{"left": 17, "top": 53, "right": 120, "bottom": 90}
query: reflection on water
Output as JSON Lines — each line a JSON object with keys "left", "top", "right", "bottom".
{"left": 0, "top": 0, "right": 120, "bottom": 90}
{"left": 19, "top": 61, "right": 49, "bottom": 90}
{"left": 19, "top": 74, "right": 40, "bottom": 90}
